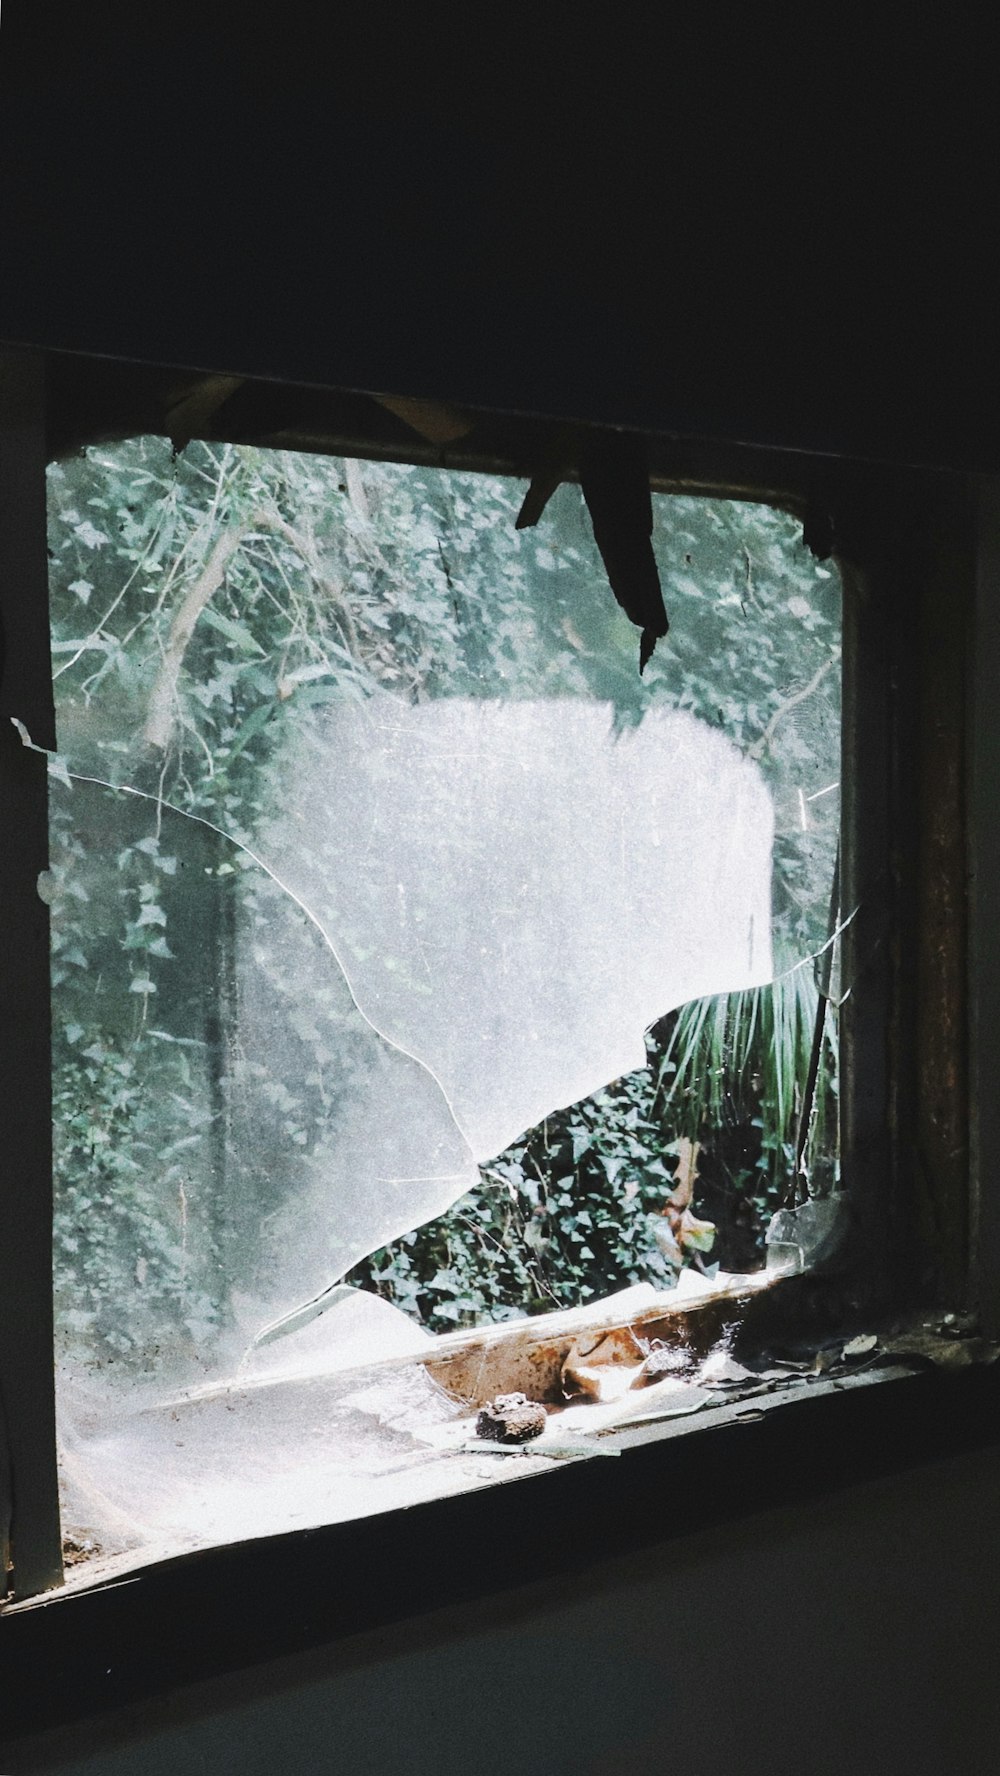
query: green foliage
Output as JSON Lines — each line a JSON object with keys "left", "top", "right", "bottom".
{"left": 657, "top": 958, "right": 838, "bottom": 1172}
{"left": 350, "top": 1062, "right": 681, "bottom": 1332}
{"left": 52, "top": 1033, "right": 219, "bottom": 1364}
{"left": 46, "top": 439, "right": 841, "bottom": 1360}
{"left": 349, "top": 962, "right": 839, "bottom": 1333}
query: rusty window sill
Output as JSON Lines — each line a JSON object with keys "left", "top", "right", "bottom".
{"left": 17, "top": 1290, "right": 995, "bottom": 1611}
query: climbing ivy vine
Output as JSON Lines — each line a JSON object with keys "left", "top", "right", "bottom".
{"left": 46, "top": 437, "right": 840, "bottom": 1357}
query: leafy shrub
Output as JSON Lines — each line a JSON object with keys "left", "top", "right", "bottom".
{"left": 46, "top": 440, "right": 840, "bottom": 1358}
{"left": 349, "top": 961, "right": 839, "bottom": 1332}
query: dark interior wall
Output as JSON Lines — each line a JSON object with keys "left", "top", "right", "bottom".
{"left": 2, "top": 13, "right": 998, "bottom": 468}
{"left": 14, "top": 1446, "right": 1000, "bottom": 1776}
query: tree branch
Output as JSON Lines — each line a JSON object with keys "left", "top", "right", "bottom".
{"left": 255, "top": 508, "right": 362, "bottom": 660}
{"left": 143, "top": 517, "right": 257, "bottom": 752}
{"left": 143, "top": 500, "right": 373, "bottom": 753}
{"left": 748, "top": 653, "right": 837, "bottom": 760}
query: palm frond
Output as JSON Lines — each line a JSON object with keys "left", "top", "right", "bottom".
{"left": 656, "top": 957, "right": 839, "bottom": 1195}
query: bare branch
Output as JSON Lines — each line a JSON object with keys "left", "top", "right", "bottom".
{"left": 143, "top": 517, "right": 257, "bottom": 751}
{"left": 255, "top": 508, "right": 362, "bottom": 660}
{"left": 143, "top": 495, "right": 375, "bottom": 752}
{"left": 748, "top": 653, "right": 838, "bottom": 760}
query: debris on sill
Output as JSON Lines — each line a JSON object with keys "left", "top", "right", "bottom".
{"left": 698, "top": 1349, "right": 759, "bottom": 1388}
{"left": 562, "top": 1331, "right": 652, "bottom": 1404}
{"left": 424, "top": 1269, "right": 776, "bottom": 1408}
{"left": 927, "top": 1311, "right": 980, "bottom": 1342}
{"left": 633, "top": 1341, "right": 694, "bottom": 1387}
{"left": 49, "top": 1288, "right": 1000, "bottom": 1589}
{"left": 476, "top": 1393, "right": 547, "bottom": 1444}
{"left": 890, "top": 1316, "right": 1000, "bottom": 1369}
{"left": 61, "top": 1531, "right": 102, "bottom": 1567}
{"left": 438, "top": 1313, "right": 1000, "bottom": 1450}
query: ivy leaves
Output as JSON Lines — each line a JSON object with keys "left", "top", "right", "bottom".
{"left": 47, "top": 438, "right": 840, "bottom": 1361}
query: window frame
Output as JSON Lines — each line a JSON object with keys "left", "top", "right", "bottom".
{"left": 1, "top": 347, "right": 994, "bottom": 1744}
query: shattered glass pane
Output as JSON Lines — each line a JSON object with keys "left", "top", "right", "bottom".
{"left": 262, "top": 697, "right": 773, "bottom": 1167}
{"left": 48, "top": 778, "right": 477, "bottom": 1383}
{"left": 44, "top": 441, "right": 841, "bottom": 1567}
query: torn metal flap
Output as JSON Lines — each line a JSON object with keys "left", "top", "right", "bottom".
{"left": 579, "top": 433, "right": 669, "bottom": 673}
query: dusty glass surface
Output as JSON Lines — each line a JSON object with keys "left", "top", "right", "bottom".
{"left": 42, "top": 442, "right": 840, "bottom": 1565}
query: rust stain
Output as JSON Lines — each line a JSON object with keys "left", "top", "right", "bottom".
{"left": 424, "top": 1291, "right": 754, "bottom": 1407}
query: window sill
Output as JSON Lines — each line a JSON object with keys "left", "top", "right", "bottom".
{"left": 1, "top": 1348, "right": 997, "bottom": 1753}
{"left": 43, "top": 1264, "right": 997, "bottom": 1597}
{"left": 48, "top": 1261, "right": 813, "bottom": 1581}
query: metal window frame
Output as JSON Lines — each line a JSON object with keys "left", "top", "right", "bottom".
{"left": 0, "top": 350, "right": 62, "bottom": 1601}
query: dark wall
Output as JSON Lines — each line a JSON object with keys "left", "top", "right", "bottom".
{"left": 12, "top": 1447, "right": 1000, "bottom": 1776}
{"left": 1, "top": 13, "right": 997, "bottom": 468}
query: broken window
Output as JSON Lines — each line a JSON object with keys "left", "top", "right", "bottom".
{"left": 42, "top": 437, "right": 842, "bottom": 1570}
